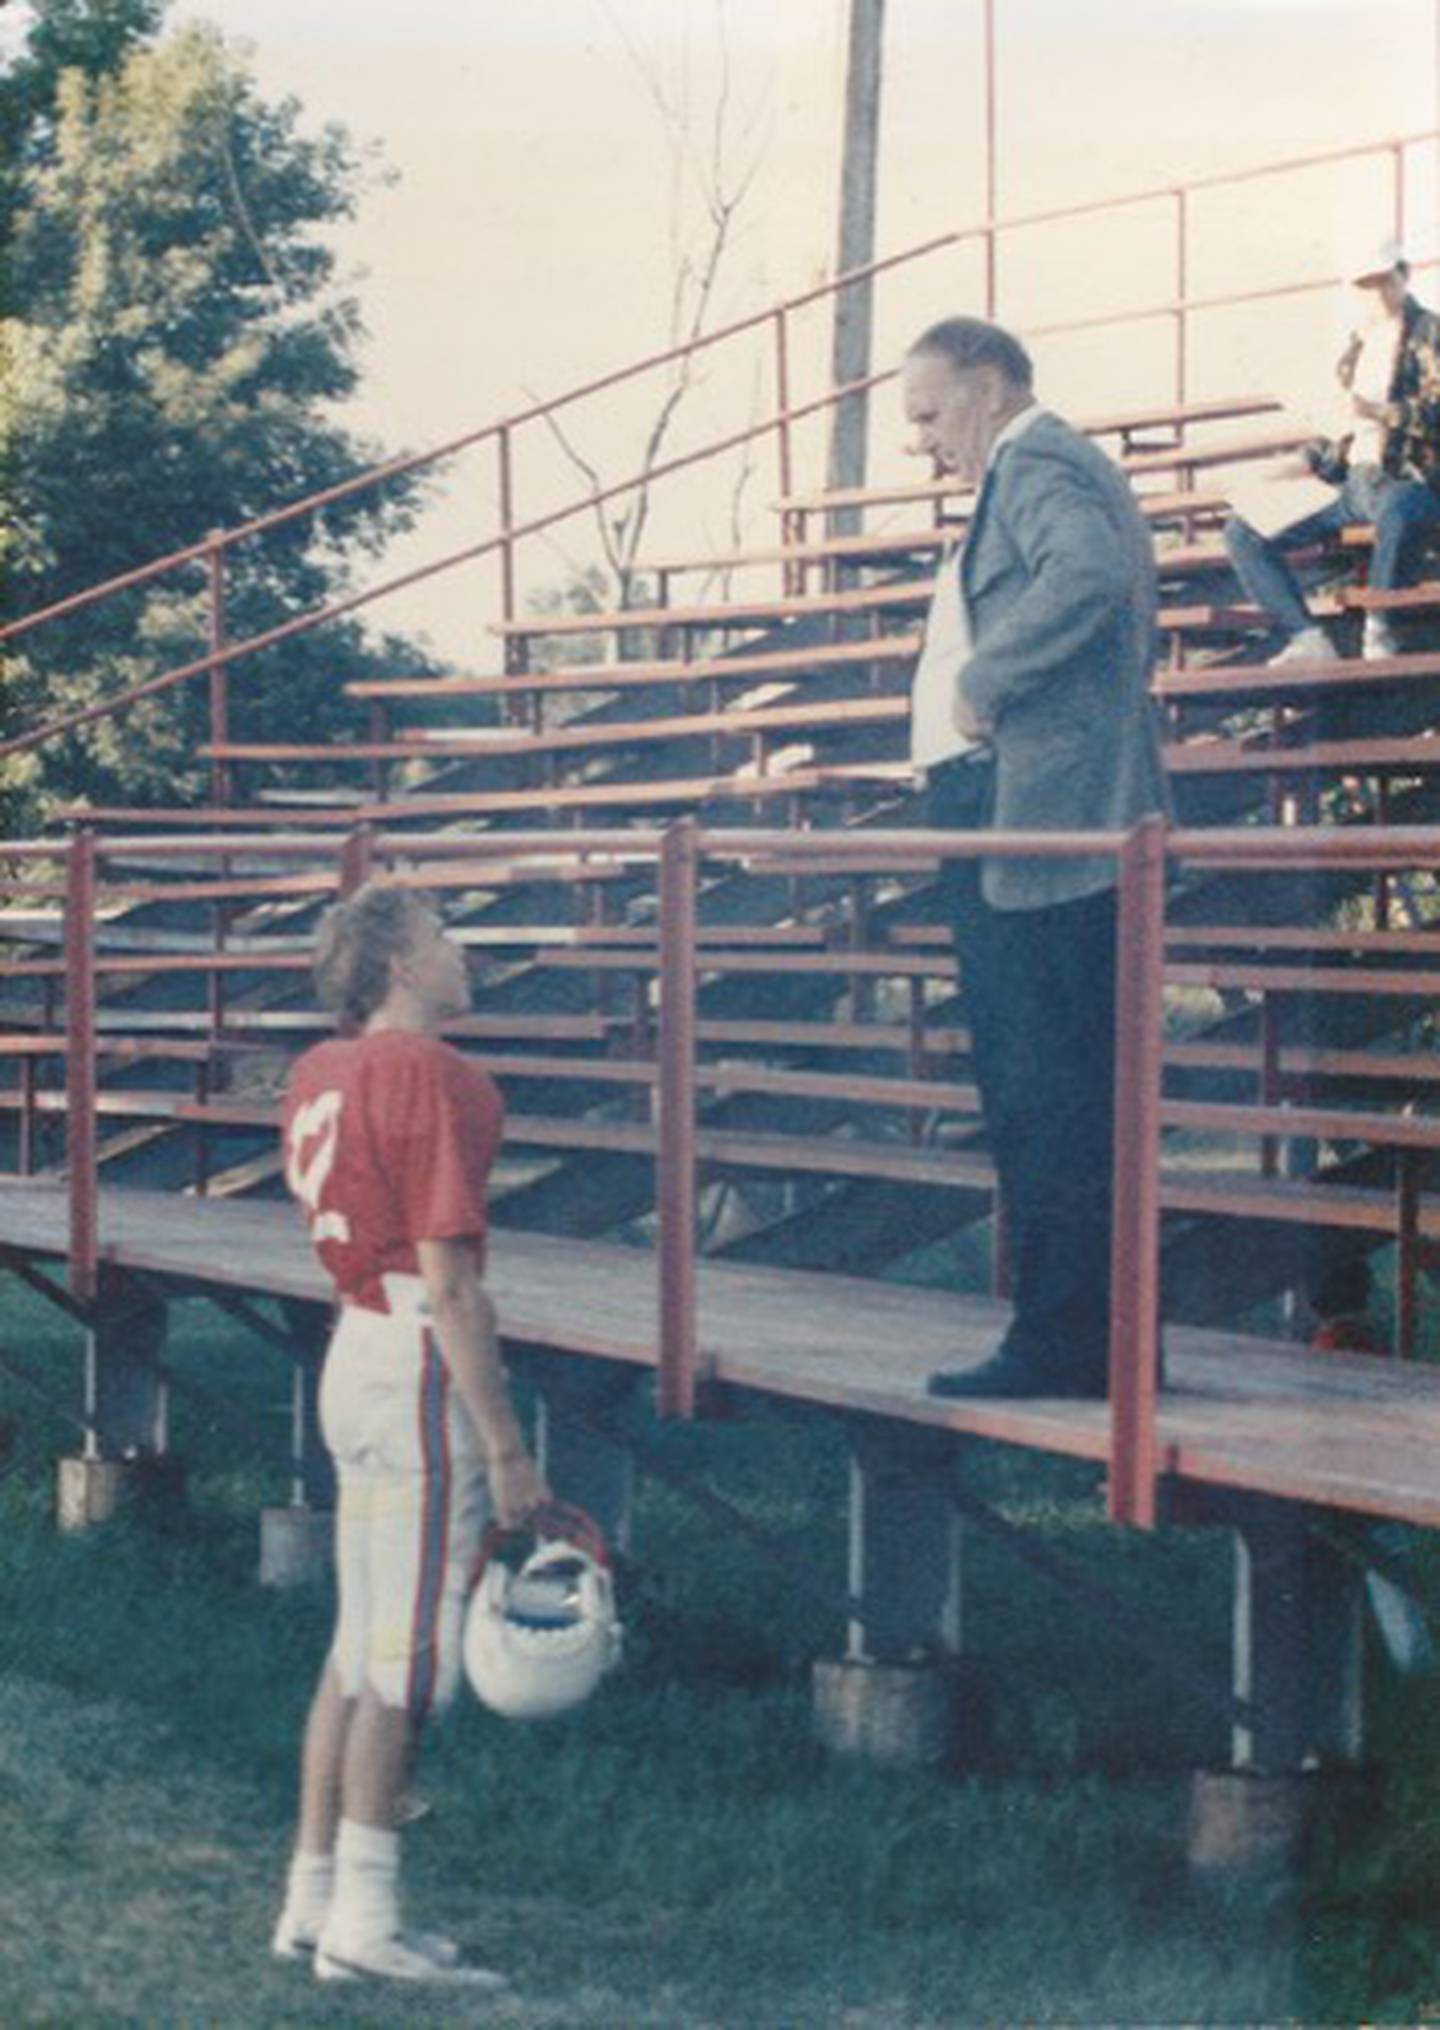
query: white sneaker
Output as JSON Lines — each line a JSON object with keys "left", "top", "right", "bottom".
{"left": 274, "top": 1913, "right": 463, "bottom": 1968}
{"left": 271, "top": 1908, "right": 319, "bottom": 1962}
{"left": 314, "top": 1929, "right": 507, "bottom": 1988}
{"left": 1362, "top": 614, "right": 1399, "bottom": 661}
{"left": 1267, "top": 626, "right": 1339, "bottom": 666}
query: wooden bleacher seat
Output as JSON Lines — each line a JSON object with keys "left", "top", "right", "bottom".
{"left": 1164, "top": 924, "right": 1440, "bottom": 956}
{"left": 638, "top": 488, "right": 1234, "bottom": 585}
{"left": 10, "top": 1085, "right": 1436, "bottom": 1263}
{"left": 489, "top": 577, "right": 1264, "bottom": 654}
{"left": 345, "top": 635, "right": 924, "bottom": 705}
{"left": 774, "top": 424, "right": 1306, "bottom": 520}
{"left": 200, "top": 694, "right": 911, "bottom": 770}
{"left": 1156, "top": 647, "right": 1440, "bottom": 702}
{"left": 198, "top": 695, "right": 1440, "bottom": 808}
{"left": 1166, "top": 734, "right": 1440, "bottom": 781}
{"left": 51, "top": 763, "right": 898, "bottom": 830}
{"left": 1166, "top": 956, "right": 1440, "bottom": 998}
{"left": 492, "top": 579, "right": 933, "bottom": 643}
{"left": 1343, "top": 579, "right": 1440, "bottom": 616}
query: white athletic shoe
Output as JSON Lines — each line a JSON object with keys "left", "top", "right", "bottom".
{"left": 1362, "top": 614, "right": 1400, "bottom": 661}
{"left": 271, "top": 1909, "right": 324, "bottom": 1963}
{"left": 1267, "top": 626, "right": 1339, "bottom": 666}
{"left": 314, "top": 1929, "right": 507, "bottom": 1988}
{"left": 273, "top": 1913, "right": 463, "bottom": 1968}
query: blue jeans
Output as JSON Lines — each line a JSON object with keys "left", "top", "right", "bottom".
{"left": 1223, "top": 466, "right": 1440, "bottom": 639}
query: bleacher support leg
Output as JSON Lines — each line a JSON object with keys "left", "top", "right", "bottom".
{"left": 812, "top": 1417, "right": 964, "bottom": 1765}
{"left": 529, "top": 1353, "right": 638, "bottom": 1554}
{"left": 1187, "top": 1494, "right": 1369, "bottom": 1881}
{"left": 259, "top": 1302, "right": 335, "bottom": 1588}
{"left": 57, "top": 1271, "right": 180, "bottom": 1530}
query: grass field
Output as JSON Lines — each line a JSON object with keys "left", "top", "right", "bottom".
{"left": 3, "top": 1278, "right": 1440, "bottom": 2025}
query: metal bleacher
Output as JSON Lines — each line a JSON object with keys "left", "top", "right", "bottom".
{"left": 5, "top": 128, "right": 1440, "bottom": 1774}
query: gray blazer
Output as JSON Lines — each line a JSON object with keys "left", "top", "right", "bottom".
{"left": 958, "top": 409, "right": 1171, "bottom": 911}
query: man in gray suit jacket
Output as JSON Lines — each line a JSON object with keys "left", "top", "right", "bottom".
{"left": 905, "top": 316, "right": 1170, "bottom": 1399}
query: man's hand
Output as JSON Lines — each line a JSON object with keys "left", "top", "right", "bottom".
{"left": 486, "top": 1445, "right": 549, "bottom": 1531}
{"left": 952, "top": 680, "right": 988, "bottom": 743}
{"left": 1351, "top": 391, "right": 1395, "bottom": 427}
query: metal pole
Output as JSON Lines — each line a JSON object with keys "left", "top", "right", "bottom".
{"left": 984, "top": 0, "right": 997, "bottom": 314}
{"left": 1107, "top": 816, "right": 1167, "bottom": 1528}
{"left": 65, "top": 830, "right": 99, "bottom": 1310}
{"left": 496, "top": 425, "right": 516, "bottom": 624}
{"left": 207, "top": 533, "right": 230, "bottom": 810}
{"left": 1174, "top": 188, "right": 1189, "bottom": 418}
{"left": 338, "top": 824, "right": 376, "bottom": 897}
{"left": 827, "top": 0, "right": 886, "bottom": 534}
{"left": 1396, "top": 1151, "right": 1420, "bottom": 1359}
{"left": 656, "top": 820, "right": 699, "bottom": 1418}
{"left": 1393, "top": 141, "right": 1406, "bottom": 243}
{"left": 773, "top": 308, "right": 796, "bottom": 593}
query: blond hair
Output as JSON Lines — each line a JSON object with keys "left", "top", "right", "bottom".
{"left": 313, "top": 882, "right": 434, "bottom": 1028}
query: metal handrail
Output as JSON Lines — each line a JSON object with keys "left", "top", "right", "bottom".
{"left": 0, "top": 370, "right": 882, "bottom": 765}
{"left": 3, "top": 125, "right": 1433, "bottom": 783}
{"left": 7, "top": 122, "right": 1432, "bottom": 647}
{"left": 29, "top": 812, "right": 1440, "bottom": 1523}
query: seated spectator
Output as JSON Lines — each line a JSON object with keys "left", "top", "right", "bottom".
{"left": 1223, "top": 239, "right": 1440, "bottom": 666}
{"left": 1308, "top": 1256, "right": 1384, "bottom": 1355}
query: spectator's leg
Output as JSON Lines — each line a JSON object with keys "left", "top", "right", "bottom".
{"left": 1360, "top": 481, "right": 1439, "bottom": 657}
{"left": 1223, "top": 503, "right": 1346, "bottom": 657}
{"left": 1223, "top": 515, "right": 1317, "bottom": 638}
{"left": 939, "top": 881, "right": 1116, "bottom": 1390}
{"left": 1369, "top": 478, "right": 1440, "bottom": 590}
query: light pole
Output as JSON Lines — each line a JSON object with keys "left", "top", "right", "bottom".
{"left": 983, "top": 0, "right": 998, "bottom": 313}
{"left": 826, "top": 0, "right": 886, "bottom": 529}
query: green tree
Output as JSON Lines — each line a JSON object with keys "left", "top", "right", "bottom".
{"left": 0, "top": 0, "right": 165, "bottom": 290}
{"left": 1, "top": 5, "right": 437, "bottom": 819}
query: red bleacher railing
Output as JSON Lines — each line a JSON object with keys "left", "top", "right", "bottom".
{"left": 1, "top": 128, "right": 1434, "bottom": 797}
{"left": 63, "top": 830, "right": 98, "bottom": 1311}
{"left": 1109, "top": 816, "right": 1167, "bottom": 1526}
{"left": 13, "top": 819, "right": 1440, "bottom": 1525}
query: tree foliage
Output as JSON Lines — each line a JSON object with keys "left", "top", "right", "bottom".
{"left": 1, "top": 2, "right": 437, "bottom": 820}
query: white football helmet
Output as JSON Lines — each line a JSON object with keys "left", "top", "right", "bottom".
{"left": 464, "top": 1503, "right": 622, "bottom": 1721}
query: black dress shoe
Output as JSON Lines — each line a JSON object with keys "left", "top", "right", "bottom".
{"left": 927, "top": 1351, "right": 1108, "bottom": 1401}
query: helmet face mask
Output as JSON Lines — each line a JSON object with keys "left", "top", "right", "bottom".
{"left": 464, "top": 1506, "right": 623, "bottom": 1721}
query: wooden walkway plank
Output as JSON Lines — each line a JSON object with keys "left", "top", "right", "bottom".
{"left": 6, "top": 1180, "right": 1440, "bottom": 1527}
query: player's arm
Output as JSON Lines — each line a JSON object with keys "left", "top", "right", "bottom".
{"left": 417, "top": 1236, "right": 547, "bottom": 1529}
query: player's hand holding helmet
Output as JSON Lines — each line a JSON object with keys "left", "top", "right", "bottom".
{"left": 464, "top": 1501, "right": 622, "bottom": 1721}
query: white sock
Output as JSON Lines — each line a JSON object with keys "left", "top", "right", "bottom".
{"left": 281, "top": 1849, "right": 334, "bottom": 1933}
{"left": 326, "top": 1818, "right": 402, "bottom": 1949}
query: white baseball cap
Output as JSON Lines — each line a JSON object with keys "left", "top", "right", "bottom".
{"left": 1351, "top": 235, "right": 1409, "bottom": 286}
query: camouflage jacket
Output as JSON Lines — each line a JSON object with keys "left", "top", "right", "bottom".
{"left": 1310, "top": 293, "right": 1440, "bottom": 489}
{"left": 1381, "top": 293, "right": 1440, "bottom": 485}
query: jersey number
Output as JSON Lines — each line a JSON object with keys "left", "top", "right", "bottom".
{"left": 285, "top": 1090, "right": 351, "bottom": 1244}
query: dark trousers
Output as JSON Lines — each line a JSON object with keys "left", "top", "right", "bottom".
{"left": 932, "top": 760, "right": 1117, "bottom": 1378}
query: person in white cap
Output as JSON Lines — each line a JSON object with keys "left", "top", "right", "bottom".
{"left": 1223, "top": 237, "right": 1440, "bottom": 663}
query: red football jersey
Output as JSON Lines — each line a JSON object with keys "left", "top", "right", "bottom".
{"left": 282, "top": 1028, "right": 504, "bottom": 1312}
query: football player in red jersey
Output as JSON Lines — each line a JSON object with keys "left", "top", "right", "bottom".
{"left": 272, "top": 882, "right": 546, "bottom": 1988}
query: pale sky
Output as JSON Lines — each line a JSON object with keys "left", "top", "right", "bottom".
{"left": 22, "top": 0, "right": 1440, "bottom": 656}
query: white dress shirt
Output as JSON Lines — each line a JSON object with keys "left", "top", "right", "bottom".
{"left": 909, "top": 403, "right": 1049, "bottom": 774}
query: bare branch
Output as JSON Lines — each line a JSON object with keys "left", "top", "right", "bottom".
{"left": 215, "top": 102, "right": 285, "bottom": 295}
{"left": 566, "top": 0, "right": 766, "bottom": 599}
{"left": 521, "top": 387, "right": 627, "bottom": 586}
